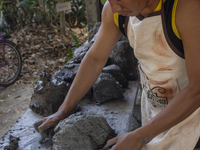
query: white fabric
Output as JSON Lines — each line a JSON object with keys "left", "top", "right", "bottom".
{"left": 127, "top": 12, "right": 200, "bottom": 150}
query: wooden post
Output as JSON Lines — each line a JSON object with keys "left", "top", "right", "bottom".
{"left": 58, "top": 0, "right": 66, "bottom": 36}
{"left": 85, "top": 0, "right": 101, "bottom": 31}
{"left": 38, "top": 0, "right": 45, "bottom": 11}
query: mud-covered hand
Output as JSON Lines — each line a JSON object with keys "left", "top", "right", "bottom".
{"left": 33, "top": 111, "right": 66, "bottom": 143}
{"left": 104, "top": 131, "right": 145, "bottom": 150}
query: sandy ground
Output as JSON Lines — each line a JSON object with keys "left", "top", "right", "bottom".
{"left": 0, "top": 84, "right": 33, "bottom": 138}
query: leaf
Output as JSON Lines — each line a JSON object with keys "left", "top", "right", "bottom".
{"left": 48, "top": 35, "right": 52, "bottom": 39}
{"left": 11, "top": 88, "right": 16, "bottom": 92}
{"left": 0, "top": 109, "right": 11, "bottom": 114}
{"left": 0, "top": 100, "right": 4, "bottom": 102}
{"left": 54, "top": 29, "right": 58, "bottom": 33}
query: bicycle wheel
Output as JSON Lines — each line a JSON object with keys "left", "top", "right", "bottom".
{"left": 0, "top": 40, "right": 22, "bottom": 86}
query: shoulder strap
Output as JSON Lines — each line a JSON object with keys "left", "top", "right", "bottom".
{"left": 164, "top": 0, "right": 184, "bottom": 57}
{"left": 114, "top": 13, "right": 129, "bottom": 37}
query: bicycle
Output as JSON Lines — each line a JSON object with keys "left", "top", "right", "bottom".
{"left": 0, "top": 32, "right": 22, "bottom": 86}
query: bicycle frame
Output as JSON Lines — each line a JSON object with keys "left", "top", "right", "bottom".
{"left": 0, "top": 33, "right": 7, "bottom": 68}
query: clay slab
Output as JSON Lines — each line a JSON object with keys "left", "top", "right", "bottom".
{"left": 0, "top": 81, "right": 139, "bottom": 150}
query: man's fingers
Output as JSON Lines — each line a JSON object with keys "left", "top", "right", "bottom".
{"left": 33, "top": 118, "right": 45, "bottom": 132}
{"left": 38, "top": 118, "right": 57, "bottom": 133}
{"left": 104, "top": 136, "right": 118, "bottom": 148}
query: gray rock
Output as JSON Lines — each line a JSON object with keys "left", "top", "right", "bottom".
{"left": 73, "top": 32, "right": 97, "bottom": 60}
{"left": 119, "top": 34, "right": 129, "bottom": 42}
{"left": 92, "top": 73, "right": 125, "bottom": 104}
{"left": 4, "top": 135, "right": 20, "bottom": 150}
{"left": 73, "top": 41, "right": 89, "bottom": 59}
{"left": 87, "top": 22, "right": 101, "bottom": 42}
{"left": 33, "top": 105, "right": 81, "bottom": 143}
{"left": 102, "top": 64, "right": 129, "bottom": 88}
{"left": 109, "top": 41, "right": 138, "bottom": 81}
{"left": 54, "top": 63, "right": 80, "bottom": 83}
{"left": 52, "top": 112, "right": 116, "bottom": 150}
{"left": 29, "top": 72, "right": 70, "bottom": 116}
{"left": 133, "top": 105, "right": 141, "bottom": 124}
{"left": 129, "top": 117, "right": 141, "bottom": 131}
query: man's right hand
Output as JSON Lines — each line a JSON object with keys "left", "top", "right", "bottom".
{"left": 34, "top": 110, "right": 67, "bottom": 142}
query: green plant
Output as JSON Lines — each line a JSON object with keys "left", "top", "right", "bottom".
{"left": 0, "top": 0, "right": 87, "bottom": 35}
{"left": 71, "top": 33, "right": 80, "bottom": 48}
{"left": 80, "top": 22, "right": 88, "bottom": 34}
{"left": 70, "top": 0, "right": 86, "bottom": 27}
{"left": 67, "top": 46, "right": 73, "bottom": 59}
{"left": 100, "top": 0, "right": 107, "bottom": 5}
{"left": 33, "top": 78, "right": 41, "bottom": 88}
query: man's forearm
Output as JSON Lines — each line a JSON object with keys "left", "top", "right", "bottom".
{"left": 58, "top": 52, "right": 108, "bottom": 117}
{"left": 137, "top": 84, "right": 200, "bottom": 142}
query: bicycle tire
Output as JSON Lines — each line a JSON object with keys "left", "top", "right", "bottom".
{"left": 0, "top": 40, "right": 22, "bottom": 86}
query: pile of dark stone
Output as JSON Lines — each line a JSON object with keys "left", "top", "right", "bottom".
{"left": 30, "top": 22, "right": 139, "bottom": 150}
{"left": 29, "top": 22, "right": 138, "bottom": 117}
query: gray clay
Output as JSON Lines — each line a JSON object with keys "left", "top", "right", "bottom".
{"left": 4, "top": 135, "right": 20, "bottom": 150}
{"left": 87, "top": 22, "right": 101, "bottom": 42}
{"left": 52, "top": 112, "right": 116, "bottom": 150}
{"left": 109, "top": 40, "right": 138, "bottom": 81}
{"left": 92, "top": 73, "right": 125, "bottom": 104}
{"left": 30, "top": 23, "right": 138, "bottom": 117}
{"left": 102, "top": 64, "right": 129, "bottom": 88}
{"left": 33, "top": 104, "right": 81, "bottom": 143}
{"left": 29, "top": 72, "right": 70, "bottom": 116}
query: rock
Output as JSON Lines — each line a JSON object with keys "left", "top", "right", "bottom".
{"left": 33, "top": 105, "right": 81, "bottom": 143}
{"left": 52, "top": 112, "right": 116, "bottom": 150}
{"left": 119, "top": 34, "right": 129, "bottom": 42}
{"left": 4, "top": 135, "right": 20, "bottom": 150}
{"left": 87, "top": 22, "right": 101, "bottom": 42}
{"left": 92, "top": 73, "right": 125, "bottom": 104}
{"left": 133, "top": 105, "right": 141, "bottom": 124}
{"left": 29, "top": 72, "right": 70, "bottom": 116}
{"left": 109, "top": 41, "right": 138, "bottom": 81}
{"left": 53, "top": 63, "right": 80, "bottom": 83}
{"left": 73, "top": 32, "right": 97, "bottom": 59}
{"left": 73, "top": 41, "right": 89, "bottom": 59}
{"left": 102, "top": 64, "right": 129, "bottom": 88}
{"left": 129, "top": 117, "right": 141, "bottom": 132}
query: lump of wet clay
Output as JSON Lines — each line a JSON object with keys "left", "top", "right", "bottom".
{"left": 102, "top": 64, "right": 128, "bottom": 88}
{"left": 33, "top": 104, "right": 81, "bottom": 143}
{"left": 4, "top": 135, "right": 20, "bottom": 150}
{"left": 52, "top": 112, "right": 116, "bottom": 150}
{"left": 29, "top": 72, "right": 71, "bottom": 116}
{"left": 92, "top": 73, "right": 125, "bottom": 104}
{"left": 109, "top": 40, "right": 138, "bottom": 81}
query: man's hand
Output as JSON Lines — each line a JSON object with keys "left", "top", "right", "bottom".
{"left": 34, "top": 110, "right": 67, "bottom": 142}
{"left": 104, "top": 131, "right": 145, "bottom": 150}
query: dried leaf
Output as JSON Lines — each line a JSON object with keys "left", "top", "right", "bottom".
{"left": 11, "top": 88, "right": 16, "bottom": 92}
{"left": 0, "top": 109, "right": 11, "bottom": 114}
{"left": 15, "top": 96, "right": 21, "bottom": 99}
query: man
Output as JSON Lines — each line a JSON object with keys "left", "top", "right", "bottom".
{"left": 35, "top": 0, "right": 200, "bottom": 149}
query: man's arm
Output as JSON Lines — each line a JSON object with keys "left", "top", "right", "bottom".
{"left": 106, "top": 0, "right": 200, "bottom": 149}
{"left": 37, "top": 1, "right": 122, "bottom": 130}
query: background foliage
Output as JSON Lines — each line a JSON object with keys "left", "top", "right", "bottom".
{"left": 0, "top": 0, "right": 87, "bottom": 35}
{"left": 100, "top": 0, "right": 107, "bottom": 5}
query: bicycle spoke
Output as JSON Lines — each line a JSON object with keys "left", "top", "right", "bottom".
{"left": 0, "top": 41, "right": 21, "bottom": 84}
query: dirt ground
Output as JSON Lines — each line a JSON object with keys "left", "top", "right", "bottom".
{"left": 0, "top": 84, "right": 33, "bottom": 138}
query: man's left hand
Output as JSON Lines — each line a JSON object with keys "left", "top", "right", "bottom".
{"left": 104, "top": 131, "right": 145, "bottom": 150}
